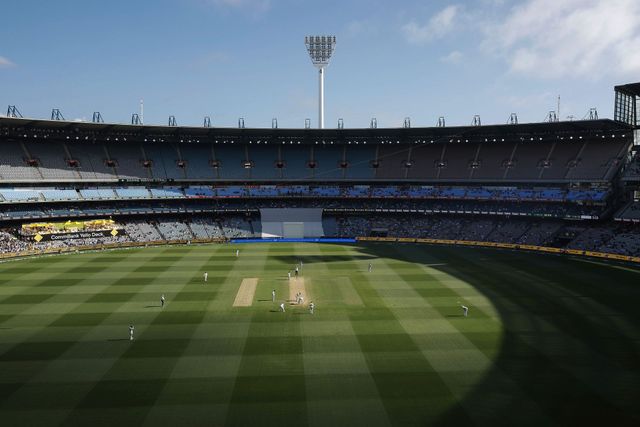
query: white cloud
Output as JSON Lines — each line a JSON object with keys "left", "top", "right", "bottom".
{"left": 481, "top": 0, "right": 508, "bottom": 5}
{"left": 0, "top": 56, "right": 15, "bottom": 68}
{"left": 485, "top": 0, "right": 640, "bottom": 78}
{"left": 402, "top": 5, "right": 460, "bottom": 44}
{"left": 441, "top": 50, "right": 463, "bottom": 64}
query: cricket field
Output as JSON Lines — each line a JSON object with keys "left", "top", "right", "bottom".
{"left": 0, "top": 243, "right": 638, "bottom": 426}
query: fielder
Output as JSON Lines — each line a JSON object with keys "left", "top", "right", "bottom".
{"left": 236, "top": 249, "right": 239, "bottom": 257}
{"left": 461, "top": 305, "right": 469, "bottom": 317}
{"left": 279, "top": 302, "right": 285, "bottom": 312}
{"left": 203, "top": 272, "right": 208, "bottom": 283}
{"left": 129, "top": 324, "right": 135, "bottom": 341}
{"left": 309, "top": 301, "right": 315, "bottom": 314}
{"left": 368, "top": 263, "right": 372, "bottom": 272}
{"left": 295, "top": 266, "right": 299, "bottom": 277}
{"left": 287, "top": 271, "right": 291, "bottom": 280}
{"left": 161, "top": 294, "right": 165, "bottom": 308}
{"left": 272, "top": 289, "right": 276, "bottom": 302}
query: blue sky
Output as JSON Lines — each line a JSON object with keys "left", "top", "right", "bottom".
{"left": 1, "top": 0, "right": 639, "bottom": 128}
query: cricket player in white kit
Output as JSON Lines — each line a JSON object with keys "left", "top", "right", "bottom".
{"left": 368, "top": 263, "right": 372, "bottom": 272}
{"left": 236, "top": 249, "right": 239, "bottom": 257}
{"left": 161, "top": 294, "right": 165, "bottom": 308}
{"left": 461, "top": 305, "right": 469, "bottom": 317}
{"left": 272, "top": 289, "right": 276, "bottom": 302}
{"left": 309, "top": 302, "right": 315, "bottom": 314}
{"left": 279, "top": 303, "right": 285, "bottom": 312}
{"left": 288, "top": 271, "right": 291, "bottom": 280}
{"left": 204, "top": 272, "right": 208, "bottom": 282}
{"left": 129, "top": 324, "right": 135, "bottom": 341}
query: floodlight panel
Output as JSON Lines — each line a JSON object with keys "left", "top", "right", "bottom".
{"left": 305, "top": 35, "right": 336, "bottom": 67}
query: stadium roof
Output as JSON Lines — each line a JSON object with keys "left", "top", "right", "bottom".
{"left": 614, "top": 82, "right": 640, "bottom": 97}
{"left": 0, "top": 116, "right": 631, "bottom": 144}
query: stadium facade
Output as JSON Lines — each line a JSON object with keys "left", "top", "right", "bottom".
{"left": 1, "top": 83, "right": 639, "bottom": 260}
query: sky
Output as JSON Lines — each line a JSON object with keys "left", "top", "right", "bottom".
{"left": 0, "top": 0, "right": 639, "bottom": 129}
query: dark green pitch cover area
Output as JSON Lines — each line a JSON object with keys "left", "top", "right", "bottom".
{"left": 0, "top": 243, "right": 638, "bottom": 426}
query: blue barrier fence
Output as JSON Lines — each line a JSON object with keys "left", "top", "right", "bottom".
{"left": 230, "top": 238, "right": 356, "bottom": 244}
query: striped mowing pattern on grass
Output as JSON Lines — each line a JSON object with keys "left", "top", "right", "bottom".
{"left": 0, "top": 243, "right": 638, "bottom": 427}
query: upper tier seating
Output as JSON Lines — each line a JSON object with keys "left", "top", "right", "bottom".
{"left": 248, "top": 186, "right": 279, "bottom": 197}
{"left": 0, "top": 142, "right": 43, "bottom": 181}
{"left": 115, "top": 187, "right": 152, "bottom": 199}
{"left": 184, "top": 186, "right": 215, "bottom": 197}
{"left": 0, "top": 138, "right": 628, "bottom": 182}
{"left": 80, "top": 188, "right": 117, "bottom": 199}
{"left": 0, "top": 185, "right": 609, "bottom": 205}
{"left": 0, "top": 189, "right": 43, "bottom": 201}
{"left": 40, "top": 189, "right": 79, "bottom": 201}
{"left": 149, "top": 187, "right": 185, "bottom": 198}
{"left": 217, "top": 186, "right": 244, "bottom": 197}
{"left": 26, "top": 142, "right": 78, "bottom": 180}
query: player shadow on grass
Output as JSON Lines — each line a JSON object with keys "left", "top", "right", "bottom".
{"left": 107, "top": 338, "right": 130, "bottom": 342}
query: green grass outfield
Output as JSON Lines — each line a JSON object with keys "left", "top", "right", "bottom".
{"left": 0, "top": 242, "right": 638, "bottom": 426}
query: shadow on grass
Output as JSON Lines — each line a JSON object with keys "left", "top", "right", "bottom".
{"left": 271, "top": 254, "right": 375, "bottom": 265}
{"left": 354, "top": 242, "right": 640, "bottom": 426}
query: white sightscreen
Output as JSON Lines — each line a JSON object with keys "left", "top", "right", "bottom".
{"left": 259, "top": 209, "right": 324, "bottom": 238}
{"left": 283, "top": 222, "right": 305, "bottom": 238}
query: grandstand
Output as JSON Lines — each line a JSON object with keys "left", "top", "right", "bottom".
{"left": 0, "top": 117, "right": 630, "bottom": 182}
{"left": 0, "top": 82, "right": 639, "bottom": 258}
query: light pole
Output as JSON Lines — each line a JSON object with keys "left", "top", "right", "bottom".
{"left": 305, "top": 35, "right": 336, "bottom": 129}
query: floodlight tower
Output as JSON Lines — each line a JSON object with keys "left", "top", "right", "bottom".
{"left": 305, "top": 35, "right": 336, "bottom": 129}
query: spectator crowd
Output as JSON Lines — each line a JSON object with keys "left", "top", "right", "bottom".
{"left": 0, "top": 213, "right": 638, "bottom": 259}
